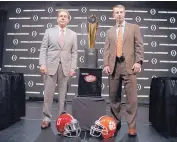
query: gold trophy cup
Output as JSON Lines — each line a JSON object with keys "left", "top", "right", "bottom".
{"left": 88, "top": 15, "right": 98, "bottom": 48}
{"left": 84, "top": 15, "right": 99, "bottom": 68}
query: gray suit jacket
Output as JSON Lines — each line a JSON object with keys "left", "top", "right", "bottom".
{"left": 103, "top": 22, "right": 144, "bottom": 74}
{"left": 39, "top": 26, "right": 78, "bottom": 76}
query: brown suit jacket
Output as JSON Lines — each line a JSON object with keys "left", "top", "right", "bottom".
{"left": 103, "top": 22, "right": 144, "bottom": 74}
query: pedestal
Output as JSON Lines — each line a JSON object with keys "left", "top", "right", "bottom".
{"left": 72, "top": 96, "right": 106, "bottom": 131}
{"left": 84, "top": 48, "right": 98, "bottom": 68}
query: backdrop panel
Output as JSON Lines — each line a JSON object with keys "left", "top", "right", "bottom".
{"left": 1, "top": 1, "right": 177, "bottom": 104}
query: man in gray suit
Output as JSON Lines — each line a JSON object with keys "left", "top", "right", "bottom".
{"left": 103, "top": 5, "right": 144, "bottom": 136}
{"left": 39, "top": 9, "right": 78, "bottom": 129}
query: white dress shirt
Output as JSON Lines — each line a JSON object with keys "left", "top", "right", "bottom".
{"left": 116, "top": 20, "right": 125, "bottom": 38}
{"left": 58, "top": 26, "right": 66, "bottom": 36}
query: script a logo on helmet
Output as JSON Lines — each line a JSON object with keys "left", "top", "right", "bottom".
{"left": 56, "top": 118, "right": 61, "bottom": 126}
{"left": 84, "top": 75, "right": 96, "bottom": 82}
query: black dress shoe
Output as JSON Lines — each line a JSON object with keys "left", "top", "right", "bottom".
{"left": 115, "top": 121, "right": 121, "bottom": 133}
{"left": 114, "top": 121, "right": 121, "bottom": 137}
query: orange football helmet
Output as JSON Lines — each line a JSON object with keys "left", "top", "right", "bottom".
{"left": 56, "top": 112, "right": 81, "bottom": 137}
{"left": 90, "top": 115, "right": 117, "bottom": 139}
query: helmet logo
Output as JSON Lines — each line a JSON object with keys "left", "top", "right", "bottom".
{"left": 56, "top": 118, "right": 61, "bottom": 126}
{"left": 108, "top": 121, "right": 116, "bottom": 131}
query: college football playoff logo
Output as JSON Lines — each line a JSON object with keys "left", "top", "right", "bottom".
{"left": 84, "top": 75, "right": 96, "bottom": 82}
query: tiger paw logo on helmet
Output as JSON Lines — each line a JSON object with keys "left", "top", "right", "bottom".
{"left": 90, "top": 115, "right": 117, "bottom": 139}
{"left": 108, "top": 120, "right": 116, "bottom": 131}
{"left": 56, "top": 112, "right": 81, "bottom": 137}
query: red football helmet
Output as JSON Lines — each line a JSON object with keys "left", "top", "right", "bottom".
{"left": 90, "top": 115, "right": 117, "bottom": 139}
{"left": 56, "top": 112, "right": 81, "bottom": 137}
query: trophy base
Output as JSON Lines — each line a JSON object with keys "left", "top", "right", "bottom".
{"left": 84, "top": 48, "right": 98, "bottom": 68}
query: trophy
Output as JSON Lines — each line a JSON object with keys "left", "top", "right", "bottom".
{"left": 84, "top": 14, "right": 99, "bottom": 68}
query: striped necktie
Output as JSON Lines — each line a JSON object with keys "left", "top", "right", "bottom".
{"left": 59, "top": 29, "right": 64, "bottom": 47}
{"left": 117, "top": 25, "right": 123, "bottom": 57}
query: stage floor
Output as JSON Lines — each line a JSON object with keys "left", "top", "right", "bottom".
{"left": 0, "top": 102, "right": 176, "bottom": 142}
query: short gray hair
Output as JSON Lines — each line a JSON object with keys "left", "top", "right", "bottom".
{"left": 57, "top": 9, "right": 71, "bottom": 19}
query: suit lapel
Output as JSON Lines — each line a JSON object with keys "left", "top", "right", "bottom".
{"left": 112, "top": 25, "right": 117, "bottom": 47}
{"left": 61, "top": 28, "right": 69, "bottom": 49}
{"left": 56, "top": 26, "right": 69, "bottom": 49}
{"left": 123, "top": 22, "right": 129, "bottom": 43}
{"left": 54, "top": 26, "right": 62, "bottom": 49}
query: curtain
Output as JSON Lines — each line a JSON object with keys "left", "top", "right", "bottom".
{"left": 0, "top": 10, "right": 7, "bottom": 70}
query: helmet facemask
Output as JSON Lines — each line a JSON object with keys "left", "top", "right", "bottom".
{"left": 63, "top": 119, "right": 81, "bottom": 137}
{"left": 90, "top": 120, "right": 108, "bottom": 137}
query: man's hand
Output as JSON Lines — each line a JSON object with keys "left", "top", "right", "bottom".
{"left": 69, "top": 70, "right": 75, "bottom": 77}
{"left": 40, "top": 65, "right": 47, "bottom": 74}
{"left": 132, "top": 63, "right": 141, "bottom": 74}
{"left": 103, "top": 66, "right": 111, "bottom": 75}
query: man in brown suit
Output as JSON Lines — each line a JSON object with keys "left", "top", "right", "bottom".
{"left": 103, "top": 5, "right": 144, "bottom": 136}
